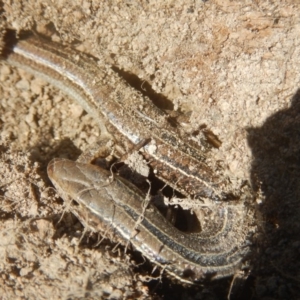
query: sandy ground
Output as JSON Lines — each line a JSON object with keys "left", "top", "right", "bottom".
{"left": 1, "top": 1, "right": 300, "bottom": 299}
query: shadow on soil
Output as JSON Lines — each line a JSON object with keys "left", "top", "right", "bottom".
{"left": 246, "top": 88, "right": 300, "bottom": 299}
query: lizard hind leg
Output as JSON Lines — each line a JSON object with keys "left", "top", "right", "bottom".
{"left": 77, "top": 138, "right": 117, "bottom": 167}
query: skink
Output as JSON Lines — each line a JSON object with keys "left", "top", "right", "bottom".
{"left": 1, "top": 31, "right": 252, "bottom": 283}
{"left": 2, "top": 32, "right": 231, "bottom": 202}
{"left": 48, "top": 158, "right": 250, "bottom": 283}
